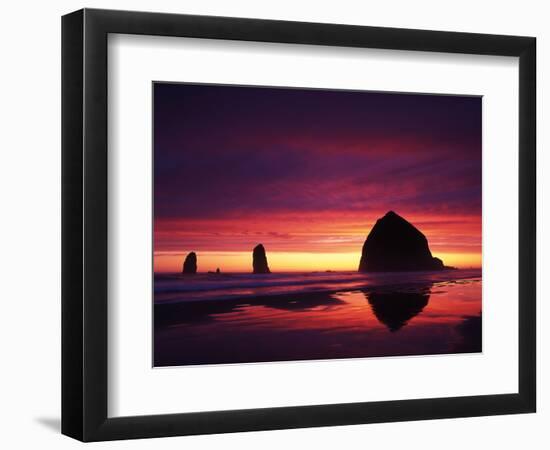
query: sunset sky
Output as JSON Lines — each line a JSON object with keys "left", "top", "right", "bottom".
{"left": 154, "top": 83, "right": 481, "bottom": 273}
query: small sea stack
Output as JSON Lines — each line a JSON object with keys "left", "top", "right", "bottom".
{"left": 252, "top": 244, "right": 271, "bottom": 274}
{"left": 358, "top": 211, "right": 445, "bottom": 272}
{"left": 182, "top": 252, "right": 197, "bottom": 274}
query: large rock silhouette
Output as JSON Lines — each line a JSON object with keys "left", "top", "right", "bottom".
{"left": 252, "top": 244, "right": 271, "bottom": 274}
{"left": 358, "top": 211, "right": 444, "bottom": 272}
{"left": 182, "top": 252, "right": 197, "bottom": 274}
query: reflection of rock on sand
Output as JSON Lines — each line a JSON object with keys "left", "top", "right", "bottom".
{"left": 154, "top": 290, "right": 345, "bottom": 328}
{"left": 364, "top": 285, "right": 431, "bottom": 332}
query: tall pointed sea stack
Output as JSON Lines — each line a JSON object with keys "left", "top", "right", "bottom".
{"left": 358, "top": 211, "right": 444, "bottom": 272}
{"left": 182, "top": 252, "right": 197, "bottom": 274}
{"left": 252, "top": 244, "right": 271, "bottom": 274}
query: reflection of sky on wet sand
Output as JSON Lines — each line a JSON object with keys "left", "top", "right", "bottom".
{"left": 154, "top": 279, "right": 481, "bottom": 367}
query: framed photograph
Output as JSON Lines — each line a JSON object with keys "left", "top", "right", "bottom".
{"left": 62, "top": 8, "right": 536, "bottom": 441}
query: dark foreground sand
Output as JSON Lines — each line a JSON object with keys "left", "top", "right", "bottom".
{"left": 154, "top": 277, "right": 481, "bottom": 367}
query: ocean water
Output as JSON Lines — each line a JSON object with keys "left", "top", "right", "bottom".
{"left": 154, "top": 269, "right": 482, "bottom": 367}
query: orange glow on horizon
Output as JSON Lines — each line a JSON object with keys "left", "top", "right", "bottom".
{"left": 154, "top": 250, "right": 481, "bottom": 273}
{"left": 154, "top": 210, "right": 481, "bottom": 273}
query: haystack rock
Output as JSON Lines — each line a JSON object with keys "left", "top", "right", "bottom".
{"left": 182, "top": 252, "right": 197, "bottom": 274}
{"left": 252, "top": 244, "right": 271, "bottom": 274}
{"left": 358, "top": 211, "right": 445, "bottom": 272}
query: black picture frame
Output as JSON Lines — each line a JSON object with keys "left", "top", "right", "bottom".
{"left": 62, "top": 8, "right": 536, "bottom": 442}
